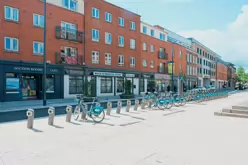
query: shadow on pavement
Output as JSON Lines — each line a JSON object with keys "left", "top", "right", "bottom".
{"left": 52, "top": 125, "right": 64, "bottom": 129}
{"left": 29, "top": 128, "right": 43, "bottom": 133}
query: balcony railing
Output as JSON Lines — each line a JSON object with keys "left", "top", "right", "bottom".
{"left": 158, "top": 52, "right": 168, "bottom": 60}
{"left": 55, "top": 52, "right": 82, "bottom": 65}
{"left": 158, "top": 66, "right": 168, "bottom": 74}
{"left": 56, "top": 26, "right": 84, "bottom": 43}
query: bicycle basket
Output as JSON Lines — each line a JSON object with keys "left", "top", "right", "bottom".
{"left": 91, "top": 107, "right": 103, "bottom": 115}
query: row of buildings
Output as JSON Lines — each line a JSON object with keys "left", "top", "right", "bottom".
{"left": 0, "top": 0, "right": 236, "bottom": 102}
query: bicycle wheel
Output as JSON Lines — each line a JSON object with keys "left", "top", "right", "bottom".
{"left": 180, "top": 98, "right": 186, "bottom": 106}
{"left": 73, "top": 106, "right": 81, "bottom": 120}
{"left": 166, "top": 99, "right": 173, "bottom": 109}
{"left": 91, "top": 107, "right": 105, "bottom": 123}
{"left": 157, "top": 100, "right": 166, "bottom": 110}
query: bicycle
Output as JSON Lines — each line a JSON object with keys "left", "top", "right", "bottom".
{"left": 74, "top": 96, "right": 105, "bottom": 123}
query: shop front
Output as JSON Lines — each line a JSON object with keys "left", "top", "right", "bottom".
{"left": 85, "top": 69, "right": 140, "bottom": 97}
{"left": 140, "top": 73, "right": 154, "bottom": 94}
{"left": 186, "top": 76, "right": 198, "bottom": 90}
{"left": 63, "top": 67, "right": 84, "bottom": 99}
{"left": 0, "top": 61, "right": 63, "bottom": 102}
{"left": 154, "top": 74, "right": 171, "bottom": 93}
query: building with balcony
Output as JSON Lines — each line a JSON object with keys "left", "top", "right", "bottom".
{"left": 0, "top": 0, "right": 85, "bottom": 102}
{"left": 84, "top": 0, "right": 142, "bottom": 97}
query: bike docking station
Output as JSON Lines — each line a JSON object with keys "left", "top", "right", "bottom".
{"left": 48, "top": 107, "right": 55, "bottom": 126}
{"left": 81, "top": 103, "right": 88, "bottom": 120}
{"left": 66, "top": 106, "right": 72, "bottom": 122}
{"left": 125, "top": 100, "right": 131, "bottom": 112}
{"left": 134, "top": 100, "right": 139, "bottom": 111}
{"left": 141, "top": 99, "right": 145, "bottom": 109}
{"left": 27, "top": 109, "right": 35, "bottom": 129}
{"left": 107, "top": 102, "right": 112, "bottom": 115}
{"left": 116, "top": 101, "right": 122, "bottom": 114}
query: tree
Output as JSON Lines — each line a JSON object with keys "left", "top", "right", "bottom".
{"left": 236, "top": 66, "right": 248, "bottom": 83}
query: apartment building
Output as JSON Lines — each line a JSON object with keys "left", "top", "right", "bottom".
{"left": 84, "top": 0, "right": 141, "bottom": 97}
{"left": 216, "top": 57, "right": 228, "bottom": 89}
{"left": 0, "top": 0, "right": 85, "bottom": 102}
{"left": 186, "top": 48, "right": 198, "bottom": 89}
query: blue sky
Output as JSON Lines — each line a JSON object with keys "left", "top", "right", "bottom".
{"left": 106, "top": 0, "right": 248, "bottom": 70}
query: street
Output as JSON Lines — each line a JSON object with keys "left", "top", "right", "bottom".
{"left": 1, "top": 91, "right": 248, "bottom": 165}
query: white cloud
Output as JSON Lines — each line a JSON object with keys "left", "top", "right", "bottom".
{"left": 179, "top": 5, "right": 248, "bottom": 70}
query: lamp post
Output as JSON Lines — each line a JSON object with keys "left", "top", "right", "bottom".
{"left": 43, "top": 0, "right": 47, "bottom": 106}
{"left": 171, "top": 43, "right": 175, "bottom": 92}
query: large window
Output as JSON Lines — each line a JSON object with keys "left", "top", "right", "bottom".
{"left": 92, "top": 8, "right": 100, "bottom": 19}
{"left": 46, "top": 75, "right": 55, "bottom": 93}
{"left": 69, "top": 76, "right": 83, "bottom": 94}
{"left": 33, "top": 14, "right": 44, "bottom": 28}
{"left": 117, "top": 78, "right": 124, "bottom": 93}
{"left": 33, "top": 42, "right": 44, "bottom": 55}
{"left": 5, "top": 37, "right": 19, "bottom": 52}
{"left": 105, "top": 12, "right": 112, "bottom": 23}
{"left": 5, "top": 6, "right": 19, "bottom": 22}
{"left": 101, "top": 77, "right": 112, "bottom": 93}
{"left": 119, "top": 17, "right": 124, "bottom": 27}
{"left": 62, "top": 0, "right": 78, "bottom": 11}
{"left": 139, "top": 79, "right": 144, "bottom": 92}
{"left": 5, "top": 73, "right": 20, "bottom": 94}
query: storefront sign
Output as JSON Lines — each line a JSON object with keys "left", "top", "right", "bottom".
{"left": 143, "top": 75, "right": 151, "bottom": 78}
{"left": 125, "top": 74, "right": 135, "bottom": 78}
{"left": 93, "top": 72, "right": 123, "bottom": 77}
{"left": 155, "top": 74, "right": 171, "bottom": 80}
{"left": 13, "top": 67, "right": 59, "bottom": 73}
{"left": 65, "top": 69, "right": 83, "bottom": 75}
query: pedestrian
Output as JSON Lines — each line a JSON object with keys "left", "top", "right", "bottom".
{"left": 167, "top": 85, "right": 170, "bottom": 92}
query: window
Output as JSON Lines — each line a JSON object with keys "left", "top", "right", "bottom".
{"left": 105, "top": 12, "right": 112, "bottom": 23}
{"left": 180, "top": 64, "right": 182, "bottom": 73}
{"left": 180, "top": 51, "right": 182, "bottom": 60}
{"left": 151, "top": 30, "right": 155, "bottom": 37}
{"left": 130, "top": 22, "right": 136, "bottom": 31}
{"left": 92, "top": 8, "right": 100, "bottom": 19}
{"left": 33, "top": 14, "right": 44, "bottom": 28}
{"left": 69, "top": 76, "right": 83, "bottom": 94}
{"left": 143, "top": 43, "right": 147, "bottom": 51}
{"left": 160, "top": 33, "right": 165, "bottom": 41}
{"left": 33, "top": 42, "right": 44, "bottom": 55}
{"left": 130, "top": 39, "right": 136, "bottom": 50}
{"left": 92, "top": 29, "right": 100, "bottom": 42}
{"left": 105, "top": 53, "right": 112, "bottom": 65}
{"left": 92, "top": 51, "right": 99, "bottom": 64}
{"left": 4, "top": 37, "right": 19, "bottom": 52}
{"left": 4, "top": 6, "right": 19, "bottom": 22}
{"left": 118, "top": 55, "right": 124, "bottom": 66}
{"left": 143, "top": 26, "right": 147, "bottom": 34}
{"left": 117, "top": 78, "right": 124, "bottom": 93}
{"left": 118, "top": 36, "right": 124, "bottom": 47}
{"left": 62, "top": 47, "right": 77, "bottom": 57}
{"left": 119, "top": 17, "right": 124, "bottom": 27}
{"left": 101, "top": 77, "right": 112, "bottom": 93}
{"left": 61, "top": 22, "right": 77, "bottom": 40}
{"left": 130, "top": 57, "right": 136, "bottom": 67}
{"left": 46, "top": 75, "right": 55, "bottom": 93}
{"left": 62, "top": 0, "right": 77, "bottom": 11}
{"left": 139, "top": 79, "right": 144, "bottom": 92}
{"left": 150, "top": 61, "right": 154, "bottom": 68}
{"left": 6, "top": 73, "right": 20, "bottom": 94}
{"left": 150, "top": 45, "right": 155, "bottom": 52}
{"left": 143, "top": 60, "right": 148, "bottom": 68}
{"left": 105, "top": 32, "right": 112, "bottom": 45}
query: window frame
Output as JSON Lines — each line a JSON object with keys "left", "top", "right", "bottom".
{"left": 62, "top": 0, "right": 78, "bottom": 11}
{"left": 4, "top": 37, "right": 19, "bottom": 52}
{"left": 105, "top": 32, "right": 112, "bottom": 45}
{"left": 92, "top": 7, "right": 100, "bottom": 19}
{"left": 118, "top": 36, "right": 124, "bottom": 47}
{"left": 130, "top": 21, "right": 136, "bottom": 31}
{"left": 33, "top": 13, "right": 44, "bottom": 28}
{"left": 130, "top": 57, "right": 136, "bottom": 68}
{"left": 92, "top": 51, "right": 100, "bottom": 64}
{"left": 33, "top": 41, "right": 44, "bottom": 55}
{"left": 105, "top": 12, "right": 112, "bottom": 23}
{"left": 130, "top": 39, "right": 136, "bottom": 50}
{"left": 119, "top": 17, "right": 125, "bottom": 27}
{"left": 4, "top": 6, "right": 19, "bottom": 22}
{"left": 69, "top": 76, "right": 84, "bottom": 94}
{"left": 92, "top": 29, "right": 100, "bottom": 42}
{"left": 100, "top": 77, "right": 113, "bottom": 93}
{"left": 118, "top": 55, "right": 124, "bottom": 66}
{"left": 105, "top": 53, "right": 112, "bottom": 65}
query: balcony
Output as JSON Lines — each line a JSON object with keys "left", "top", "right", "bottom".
{"left": 55, "top": 26, "right": 84, "bottom": 43}
{"left": 158, "top": 52, "right": 168, "bottom": 60}
{"left": 55, "top": 52, "right": 82, "bottom": 65}
{"left": 158, "top": 66, "right": 168, "bottom": 74}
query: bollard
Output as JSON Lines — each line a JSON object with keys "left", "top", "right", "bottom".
{"left": 27, "top": 109, "right": 34, "bottom": 129}
{"left": 107, "top": 102, "right": 112, "bottom": 115}
{"left": 134, "top": 100, "right": 139, "bottom": 111}
{"left": 66, "top": 106, "right": 72, "bottom": 122}
{"left": 116, "top": 101, "right": 122, "bottom": 114}
{"left": 125, "top": 100, "right": 131, "bottom": 112}
{"left": 141, "top": 99, "right": 145, "bottom": 109}
{"left": 148, "top": 100, "right": 152, "bottom": 109}
{"left": 81, "top": 104, "right": 88, "bottom": 120}
{"left": 48, "top": 107, "right": 55, "bottom": 126}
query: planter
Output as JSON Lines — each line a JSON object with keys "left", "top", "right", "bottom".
{"left": 120, "top": 94, "right": 135, "bottom": 99}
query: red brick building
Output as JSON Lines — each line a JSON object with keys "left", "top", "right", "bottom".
{"left": 217, "top": 60, "right": 228, "bottom": 89}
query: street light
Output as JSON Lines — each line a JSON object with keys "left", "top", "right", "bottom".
{"left": 171, "top": 43, "right": 175, "bottom": 92}
{"left": 43, "top": 0, "right": 47, "bottom": 106}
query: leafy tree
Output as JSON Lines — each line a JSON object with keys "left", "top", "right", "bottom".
{"left": 236, "top": 66, "right": 248, "bottom": 83}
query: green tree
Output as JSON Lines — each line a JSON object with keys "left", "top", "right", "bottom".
{"left": 236, "top": 66, "right": 248, "bottom": 83}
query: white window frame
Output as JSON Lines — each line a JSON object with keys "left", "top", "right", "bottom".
{"left": 130, "top": 57, "right": 136, "bottom": 68}
{"left": 92, "top": 8, "right": 100, "bottom": 19}
{"left": 4, "top": 37, "right": 19, "bottom": 52}
{"left": 61, "top": 21, "right": 77, "bottom": 39}
{"left": 130, "top": 21, "right": 136, "bottom": 31}
{"left": 143, "top": 26, "right": 147, "bottom": 34}
{"left": 119, "top": 17, "right": 124, "bottom": 27}
{"left": 105, "top": 53, "right": 112, "bottom": 65}
{"left": 143, "top": 43, "right": 147, "bottom": 51}
{"left": 33, "top": 41, "right": 44, "bottom": 55}
{"left": 118, "top": 55, "right": 124, "bottom": 66}
{"left": 150, "top": 61, "right": 154, "bottom": 68}
{"left": 92, "top": 51, "right": 100, "bottom": 64}
{"left": 105, "top": 32, "right": 112, "bottom": 45}
{"left": 143, "top": 60, "right": 148, "bottom": 68}
{"left": 62, "top": 0, "right": 78, "bottom": 11}
{"left": 4, "top": 6, "right": 19, "bottom": 22}
{"left": 105, "top": 12, "right": 112, "bottom": 23}
{"left": 130, "top": 39, "right": 136, "bottom": 50}
{"left": 118, "top": 36, "right": 124, "bottom": 47}
{"left": 160, "top": 33, "right": 165, "bottom": 41}
{"left": 62, "top": 47, "right": 77, "bottom": 57}
{"left": 92, "top": 29, "right": 100, "bottom": 42}
{"left": 150, "top": 45, "right": 155, "bottom": 52}
{"left": 33, "top": 14, "right": 44, "bottom": 28}
{"left": 151, "top": 29, "right": 155, "bottom": 37}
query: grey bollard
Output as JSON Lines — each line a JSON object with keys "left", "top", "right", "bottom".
{"left": 134, "top": 100, "right": 139, "bottom": 111}
{"left": 126, "top": 100, "right": 131, "bottom": 112}
{"left": 107, "top": 102, "right": 112, "bottom": 115}
{"left": 141, "top": 99, "right": 145, "bottom": 109}
{"left": 48, "top": 107, "right": 55, "bottom": 126}
{"left": 66, "top": 106, "right": 72, "bottom": 122}
{"left": 81, "top": 104, "right": 87, "bottom": 120}
{"left": 27, "top": 109, "right": 34, "bottom": 129}
{"left": 148, "top": 100, "right": 152, "bottom": 109}
{"left": 116, "top": 101, "right": 122, "bottom": 114}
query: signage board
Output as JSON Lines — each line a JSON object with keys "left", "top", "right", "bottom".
{"left": 93, "top": 72, "right": 123, "bottom": 77}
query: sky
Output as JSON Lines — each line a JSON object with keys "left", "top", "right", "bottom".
{"left": 106, "top": 0, "right": 248, "bottom": 71}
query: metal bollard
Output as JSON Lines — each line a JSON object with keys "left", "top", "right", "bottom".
{"left": 48, "top": 107, "right": 55, "bottom": 126}
{"left": 134, "top": 100, "right": 139, "bottom": 111}
{"left": 107, "top": 102, "right": 112, "bottom": 115}
{"left": 148, "top": 100, "right": 152, "bottom": 109}
{"left": 141, "top": 99, "right": 145, "bottom": 109}
{"left": 126, "top": 100, "right": 131, "bottom": 112}
{"left": 27, "top": 109, "right": 34, "bottom": 129}
{"left": 66, "top": 106, "right": 72, "bottom": 122}
{"left": 116, "top": 101, "right": 122, "bottom": 114}
{"left": 81, "top": 104, "right": 87, "bottom": 120}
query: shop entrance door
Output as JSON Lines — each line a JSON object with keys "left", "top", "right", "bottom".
{"left": 22, "top": 75, "right": 38, "bottom": 100}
